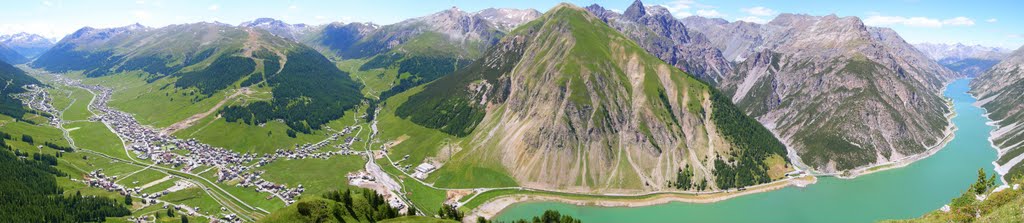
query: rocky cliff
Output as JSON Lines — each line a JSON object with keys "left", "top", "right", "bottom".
{"left": 683, "top": 14, "right": 959, "bottom": 172}
{"left": 585, "top": 0, "right": 732, "bottom": 84}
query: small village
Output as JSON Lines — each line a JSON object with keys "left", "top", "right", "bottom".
{"left": 27, "top": 75, "right": 398, "bottom": 217}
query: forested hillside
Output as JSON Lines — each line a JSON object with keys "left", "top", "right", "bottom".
{"left": 0, "top": 136, "right": 130, "bottom": 222}
{"left": 0, "top": 61, "right": 41, "bottom": 118}
{"left": 32, "top": 23, "right": 363, "bottom": 134}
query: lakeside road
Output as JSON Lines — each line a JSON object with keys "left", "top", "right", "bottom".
{"left": 466, "top": 175, "right": 817, "bottom": 221}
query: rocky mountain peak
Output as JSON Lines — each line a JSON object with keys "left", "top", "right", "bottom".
{"left": 66, "top": 23, "right": 147, "bottom": 43}
{"left": 623, "top": 0, "right": 647, "bottom": 19}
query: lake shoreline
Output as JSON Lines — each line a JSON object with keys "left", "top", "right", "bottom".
{"left": 467, "top": 175, "right": 817, "bottom": 221}
{"left": 474, "top": 79, "right": 980, "bottom": 222}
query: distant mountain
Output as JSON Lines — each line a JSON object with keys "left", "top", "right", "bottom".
{"left": 302, "top": 22, "right": 378, "bottom": 59}
{"left": 683, "top": 14, "right": 959, "bottom": 173}
{"left": 474, "top": 8, "right": 542, "bottom": 31}
{"left": 0, "top": 60, "right": 41, "bottom": 118}
{"left": 0, "top": 43, "right": 28, "bottom": 64}
{"left": 0, "top": 32, "right": 56, "bottom": 58}
{"left": 396, "top": 4, "right": 791, "bottom": 191}
{"left": 585, "top": 0, "right": 732, "bottom": 84}
{"left": 32, "top": 22, "right": 362, "bottom": 133}
{"left": 315, "top": 6, "right": 506, "bottom": 60}
{"left": 971, "top": 45, "right": 1024, "bottom": 180}
{"left": 914, "top": 43, "right": 1011, "bottom": 77}
{"left": 304, "top": 6, "right": 540, "bottom": 120}
{"left": 239, "top": 18, "right": 314, "bottom": 41}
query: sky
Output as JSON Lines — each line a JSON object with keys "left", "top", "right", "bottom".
{"left": 1, "top": 0, "right": 1022, "bottom": 49}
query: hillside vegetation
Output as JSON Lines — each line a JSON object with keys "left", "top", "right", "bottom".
{"left": 393, "top": 4, "right": 790, "bottom": 192}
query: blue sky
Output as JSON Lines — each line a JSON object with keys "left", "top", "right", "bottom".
{"left": 1, "top": 0, "right": 1021, "bottom": 49}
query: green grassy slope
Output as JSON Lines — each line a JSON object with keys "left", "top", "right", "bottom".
{"left": 394, "top": 4, "right": 789, "bottom": 190}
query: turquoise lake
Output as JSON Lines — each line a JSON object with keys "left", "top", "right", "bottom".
{"left": 495, "top": 79, "right": 998, "bottom": 223}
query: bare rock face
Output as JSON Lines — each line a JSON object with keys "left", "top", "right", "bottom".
{"left": 684, "top": 13, "right": 959, "bottom": 172}
{"left": 971, "top": 46, "right": 1024, "bottom": 180}
{"left": 585, "top": 0, "right": 732, "bottom": 84}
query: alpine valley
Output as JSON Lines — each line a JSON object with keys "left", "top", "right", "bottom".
{"left": 0, "top": 1, "right": 1021, "bottom": 223}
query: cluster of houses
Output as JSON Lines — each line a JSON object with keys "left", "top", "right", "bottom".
{"left": 14, "top": 84, "right": 61, "bottom": 126}
{"left": 35, "top": 75, "right": 373, "bottom": 213}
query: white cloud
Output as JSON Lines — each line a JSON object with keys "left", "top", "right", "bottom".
{"left": 986, "top": 18, "right": 998, "bottom": 23}
{"left": 135, "top": 0, "right": 145, "bottom": 4}
{"left": 742, "top": 6, "right": 775, "bottom": 17}
{"left": 864, "top": 15, "right": 974, "bottom": 28}
{"left": 736, "top": 16, "right": 768, "bottom": 24}
{"left": 661, "top": 0, "right": 694, "bottom": 16}
{"left": 288, "top": 5, "right": 298, "bottom": 10}
{"left": 131, "top": 10, "right": 152, "bottom": 20}
{"left": 42, "top": 1, "right": 52, "bottom": 6}
{"left": 207, "top": 4, "right": 219, "bottom": 11}
{"left": 1010, "top": 34, "right": 1024, "bottom": 39}
{"left": 660, "top": 0, "right": 715, "bottom": 18}
{"left": 942, "top": 17, "right": 974, "bottom": 26}
{"left": 696, "top": 9, "right": 725, "bottom": 18}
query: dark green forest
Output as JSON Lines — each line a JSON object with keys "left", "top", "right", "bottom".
{"left": 394, "top": 39, "right": 525, "bottom": 136}
{"left": 221, "top": 48, "right": 363, "bottom": 133}
{"left": 361, "top": 52, "right": 471, "bottom": 121}
{"left": 708, "top": 89, "right": 788, "bottom": 189}
{"left": 175, "top": 56, "right": 256, "bottom": 95}
{"left": 0, "top": 60, "right": 42, "bottom": 119}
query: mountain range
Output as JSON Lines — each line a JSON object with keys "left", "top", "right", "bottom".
{"left": 681, "top": 11, "right": 958, "bottom": 172}
{"left": 915, "top": 43, "right": 1011, "bottom": 77}
{"left": 393, "top": 3, "right": 790, "bottom": 192}
{"left": 7, "top": 0, "right": 998, "bottom": 200}
{"left": 32, "top": 22, "right": 363, "bottom": 134}
{"left": 0, "top": 32, "right": 56, "bottom": 59}
{"left": 971, "top": 46, "right": 1024, "bottom": 180}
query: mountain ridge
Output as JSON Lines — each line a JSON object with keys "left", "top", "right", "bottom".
{"left": 683, "top": 12, "right": 958, "bottom": 172}
{"left": 395, "top": 3, "right": 790, "bottom": 192}
{"left": 971, "top": 45, "right": 1024, "bottom": 180}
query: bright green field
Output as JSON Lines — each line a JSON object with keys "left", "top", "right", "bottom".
{"left": 77, "top": 72, "right": 228, "bottom": 128}
{"left": 65, "top": 121, "right": 128, "bottom": 160}
{"left": 54, "top": 86, "right": 95, "bottom": 121}
{"left": 162, "top": 187, "right": 229, "bottom": 217}
{"left": 336, "top": 59, "right": 399, "bottom": 98}
{"left": 215, "top": 181, "right": 286, "bottom": 212}
{"left": 259, "top": 155, "right": 365, "bottom": 199}
{"left": 118, "top": 168, "right": 170, "bottom": 189}
{"left": 0, "top": 114, "right": 69, "bottom": 153}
